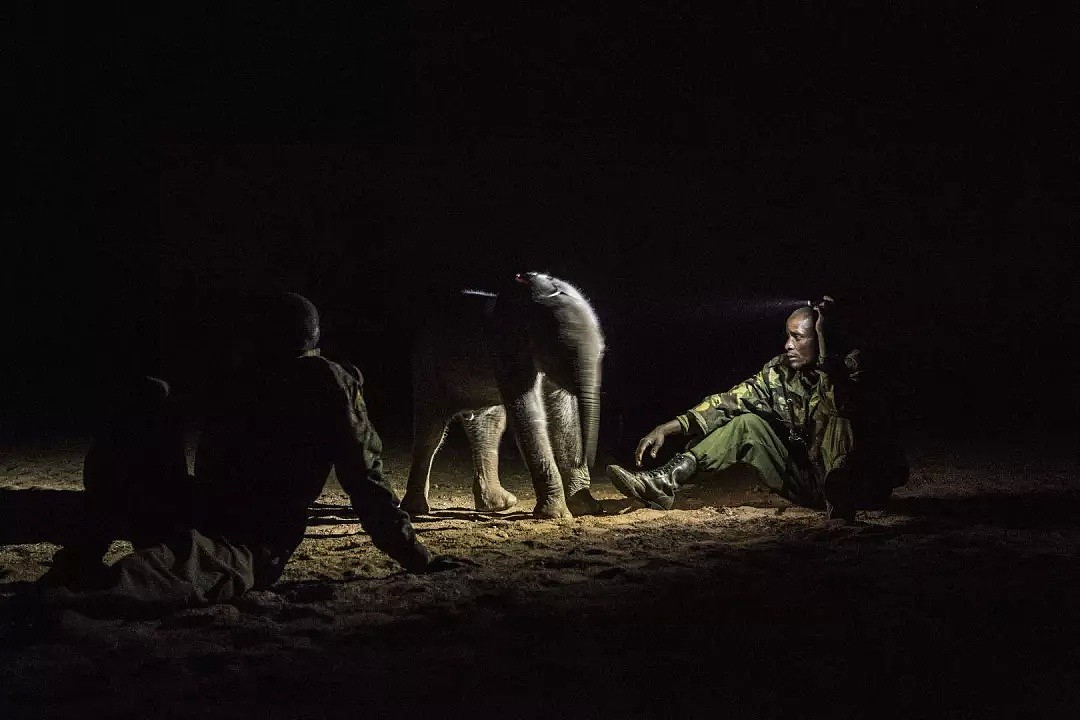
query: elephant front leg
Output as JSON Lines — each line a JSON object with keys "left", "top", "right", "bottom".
{"left": 459, "top": 406, "right": 518, "bottom": 512}
{"left": 542, "top": 379, "right": 603, "bottom": 516}
{"left": 401, "top": 404, "right": 450, "bottom": 516}
{"left": 502, "top": 379, "right": 571, "bottom": 520}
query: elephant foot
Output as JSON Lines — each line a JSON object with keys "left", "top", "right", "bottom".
{"left": 532, "top": 499, "right": 573, "bottom": 520}
{"left": 566, "top": 489, "right": 604, "bottom": 516}
{"left": 400, "top": 493, "right": 431, "bottom": 517}
{"left": 473, "top": 486, "right": 518, "bottom": 512}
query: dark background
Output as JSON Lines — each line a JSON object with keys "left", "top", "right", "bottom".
{"left": 8, "top": 3, "right": 1079, "bottom": 451}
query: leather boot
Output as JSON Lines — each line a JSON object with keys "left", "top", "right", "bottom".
{"left": 606, "top": 452, "right": 698, "bottom": 510}
{"left": 823, "top": 469, "right": 856, "bottom": 523}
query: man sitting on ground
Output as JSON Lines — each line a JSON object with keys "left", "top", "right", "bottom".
{"left": 607, "top": 296, "right": 908, "bottom": 521}
{"left": 42, "top": 292, "right": 468, "bottom": 616}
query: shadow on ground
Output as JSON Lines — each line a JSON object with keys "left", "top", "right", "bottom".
{"left": 7, "top": 501, "right": 1079, "bottom": 718}
{"left": 7, "top": 485, "right": 1080, "bottom": 545}
{"left": 889, "top": 490, "right": 1080, "bottom": 530}
{"left": 0, "top": 489, "right": 82, "bottom": 545}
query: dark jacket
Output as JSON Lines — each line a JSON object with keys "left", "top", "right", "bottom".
{"left": 194, "top": 351, "right": 430, "bottom": 581}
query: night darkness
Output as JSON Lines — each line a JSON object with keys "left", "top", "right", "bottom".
{"left": 8, "top": 5, "right": 1079, "bottom": 444}
{"left": 6, "top": 5, "right": 1080, "bottom": 717}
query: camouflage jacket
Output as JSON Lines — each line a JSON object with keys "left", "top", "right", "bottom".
{"left": 676, "top": 350, "right": 906, "bottom": 485}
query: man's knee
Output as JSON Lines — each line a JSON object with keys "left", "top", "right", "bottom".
{"left": 693, "top": 414, "right": 776, "bottom": 454}
{"left": 720, "top": 414, "right": 773, "bottom": 440}
{"left": 727, "top": 414, "right": 769, "bottom": 429}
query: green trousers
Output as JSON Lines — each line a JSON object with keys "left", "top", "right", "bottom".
{"left": 686, "top": 414, "right": 822, "bottom": 507}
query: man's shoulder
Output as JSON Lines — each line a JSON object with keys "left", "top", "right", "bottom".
{"left": 294, "top": 353, "right": 363, "bottom": 392}
{"left": 721, "top": 356, "right": 785, "bottom": 392}
{"left": 762, "top": 355, "right": 786, "bottom": 371}
{"left": 753, "top": 356, "right": 798, "bottom": 388}
{"left": 755, "top": 355, "right": 791, "bottom": 382}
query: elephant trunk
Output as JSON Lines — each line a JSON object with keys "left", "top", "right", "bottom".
{"left": 576, "top": 366, "right": 601, "bottom": 469}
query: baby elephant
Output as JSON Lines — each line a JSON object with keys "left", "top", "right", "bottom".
{"left": 402, "top": 272, "right": 604, "bottom": 519}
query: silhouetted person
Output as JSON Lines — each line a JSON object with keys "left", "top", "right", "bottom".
{"left": 41, "top": 376, "right": 194, "bottom": 592}
{"left": 42, "top": 292, "right": 466, "bottom": 616}
{"left": 606, "top": 296, "right": 908, "bottom": 521}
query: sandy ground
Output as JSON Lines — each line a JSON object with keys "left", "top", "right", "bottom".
{"left": 2, "top": 432, "right": 1079, "bottom": 718}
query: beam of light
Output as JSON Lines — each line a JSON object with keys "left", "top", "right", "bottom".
{"left": 688, "top": 296, "right": 812, "bottom": 321}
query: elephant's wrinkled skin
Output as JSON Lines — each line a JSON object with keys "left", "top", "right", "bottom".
{"left": 402, "top": 272, "right": 605, "bottom": 519}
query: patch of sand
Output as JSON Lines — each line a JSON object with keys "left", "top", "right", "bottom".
{"left": 2, "top": 436, "right": 1078, "bottom": 718}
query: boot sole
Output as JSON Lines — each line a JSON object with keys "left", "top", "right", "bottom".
{"left": 606, "top": 467, "right": 673, "bottom": 511}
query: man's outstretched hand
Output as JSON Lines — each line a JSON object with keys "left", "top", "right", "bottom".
{"left": 635, "top": 427, "right": 668, "bottom": 466}
{"left": 635, "top": 419, "right": 684, "bottom": 466}
{"left": 422, "top": 554, "right": 480, "bottom": 573}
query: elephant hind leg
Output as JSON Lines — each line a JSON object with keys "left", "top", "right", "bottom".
{"left": 542, "top": 379, "right": 603, "bottom": 516}
{"left": 460, "top": 406, "right": 517, "bottom": 512}
{"left": 402, "top": 404, "right": 451, "bottom": 517}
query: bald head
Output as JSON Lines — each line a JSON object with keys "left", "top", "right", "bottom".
{"left": 787, "top": 306, "right": 816, "bottom": 325}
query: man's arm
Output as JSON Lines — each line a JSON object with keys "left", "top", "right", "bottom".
{"left": 633, "top": 368, "right": 776, "bottom": 467}
{"left": 634, "top": 418, "right": 686, "bottom": 466}
{"left": 328, "top": 369, "right": 434, "bottom": 573}
{"left": 678, "top": 368, "right": 777, "bottom": 437}
{"left": 812, "top": 296, "right": 862, "bottom": 416}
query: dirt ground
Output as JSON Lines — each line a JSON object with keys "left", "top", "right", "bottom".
{"left": 2, "top": 432, "right": 1078, "bottom": 719}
